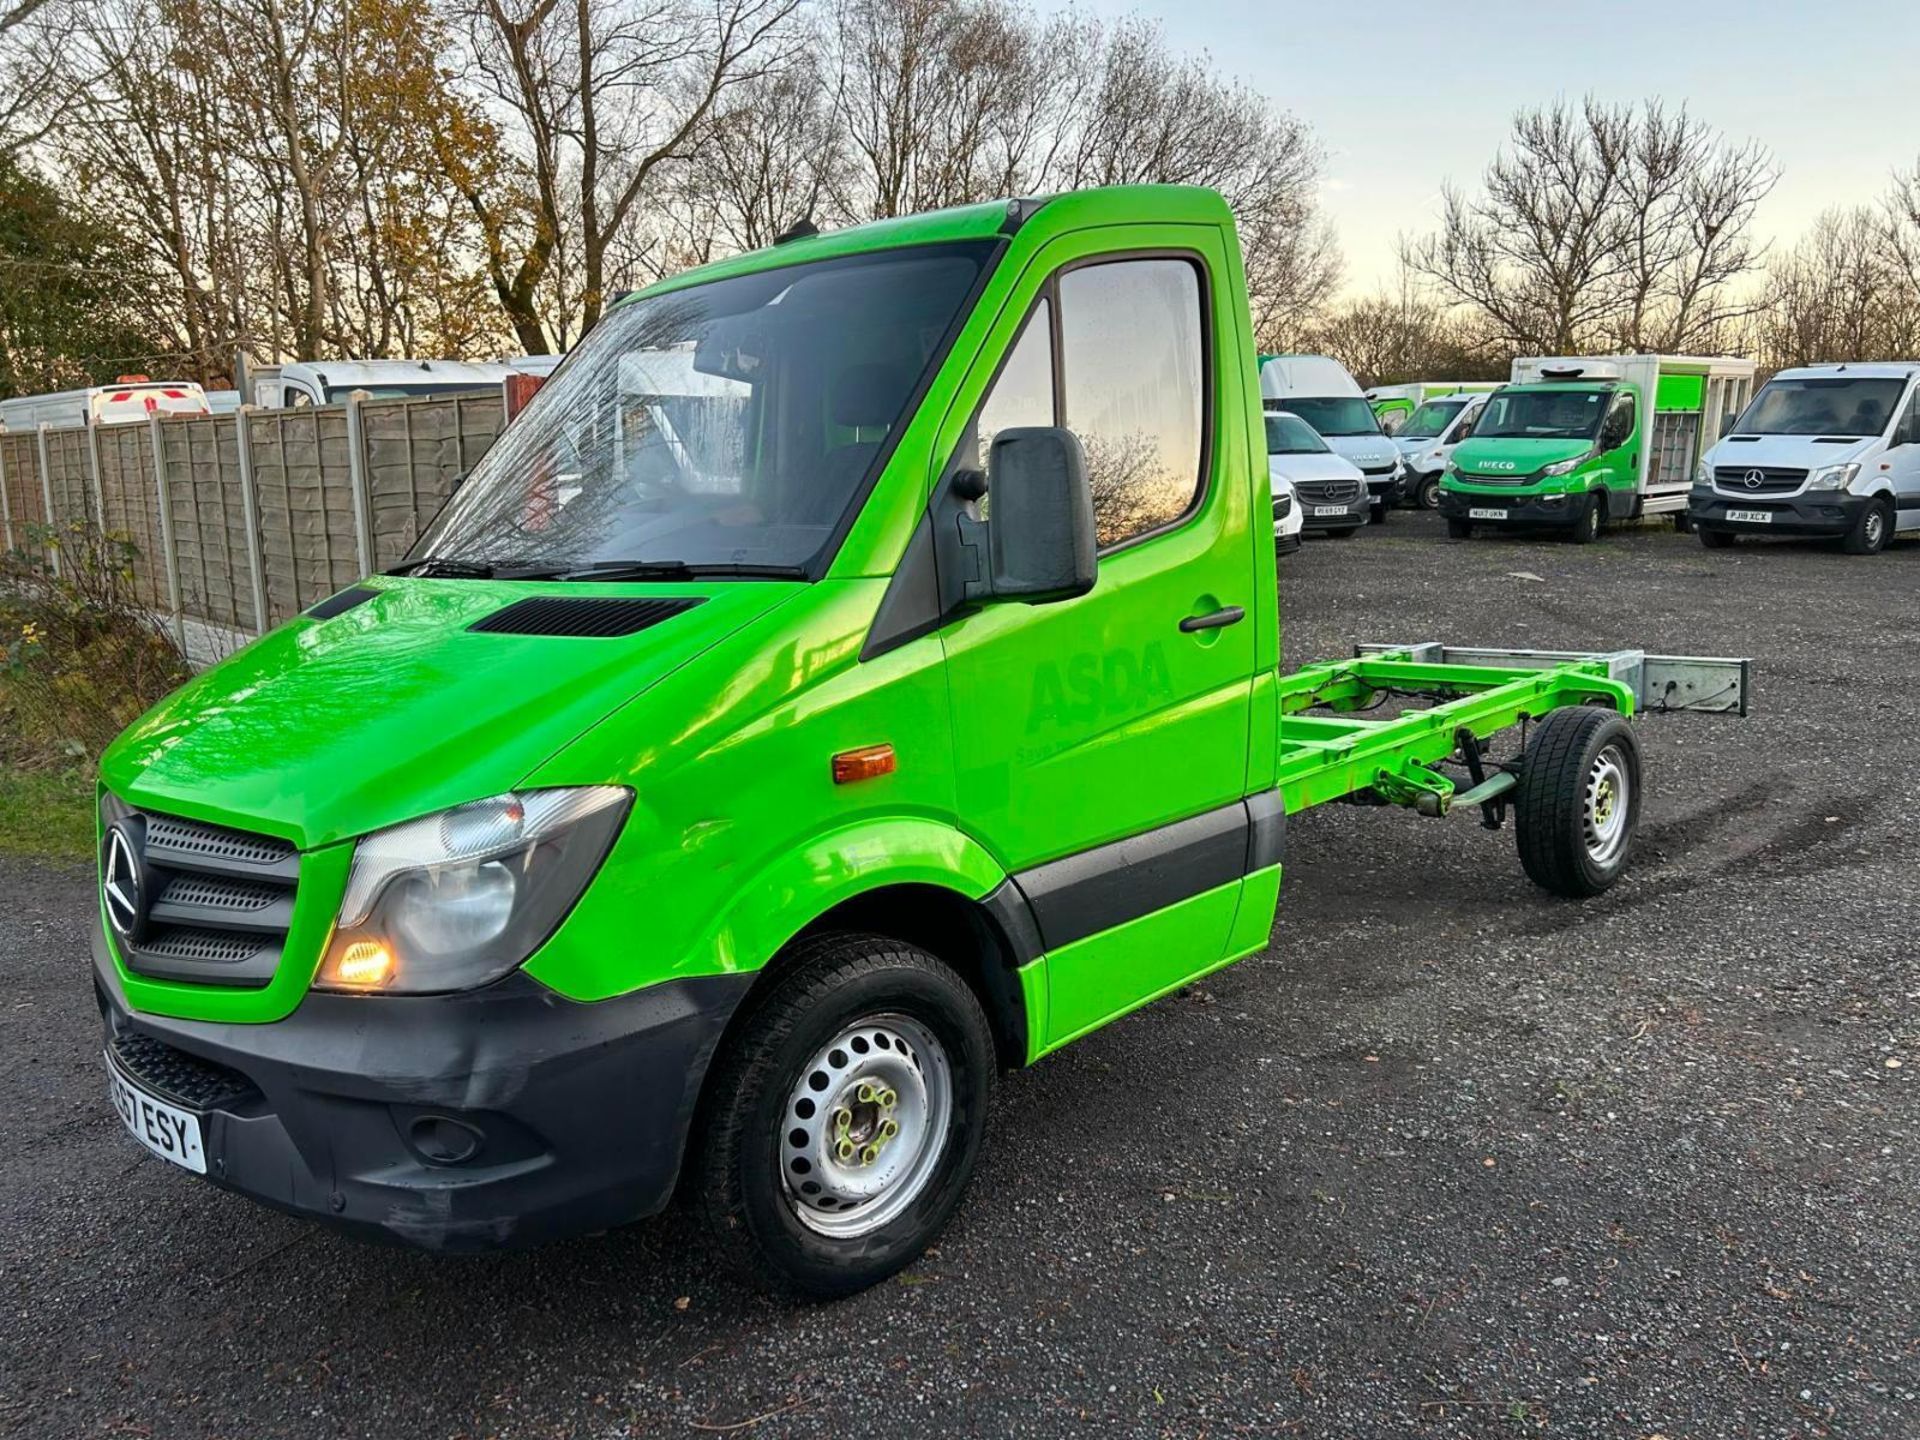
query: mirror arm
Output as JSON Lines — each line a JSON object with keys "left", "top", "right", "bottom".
{"left": 955, "top": 511, "right": 993, "bottom": 602}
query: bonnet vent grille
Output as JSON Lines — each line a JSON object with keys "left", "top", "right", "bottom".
{"left": 305, "top": 586, "right": 380, "bottom": 620}
{"left": 469, "top": 595, "right": 705, "bottom": 638}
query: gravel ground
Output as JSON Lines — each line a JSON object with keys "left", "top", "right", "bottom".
{"left": 3, "top": 511, "right": 1916, "bottom": 1439}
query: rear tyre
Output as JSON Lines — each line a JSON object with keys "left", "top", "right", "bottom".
{"left": 1697, "top": 526, "right": 1735, "bottom": 550}
{"left": 691, "top": 933, "right": 993, "bottom": 1299}
{"left": 1514, "top": 707, "right": 1642, "bottom": 897}
{"left": 1445, "top": 518, "right": 1472, "bottom": 540}
{"left": 1567, "top": 494, "right": 1602, "bottom": 544}
{"left": 1842, "top": 497, "right": 1893, "bottom": 555}
{"left": 1326, "top": 526, "right": 1358, "bottom": 540}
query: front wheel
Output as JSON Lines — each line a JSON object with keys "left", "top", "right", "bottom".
{"left": 1514, "top": 707, "right": 1642, "bottom": 897}
{"left": 1567, "top": 494, "right": 1602, "bottom": 544}
{"left": 691, "top": 934, "right": 994, "bottom": 1298}
{"left": 1842, "top": 497, "right": 1893, "bottom": 555}
{"left": 1371, "top": 501, "right": 1390, "bottom": 526}
{"left": 1697, "top": 526, "right": 1735, "bottom": 550}
{"left": 1415, "top": 475, "right": 1442, "bottom": 510}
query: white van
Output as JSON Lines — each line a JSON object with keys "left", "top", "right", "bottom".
{"left": 1689, "top": 362, "right": 1920, "bottom": 556}
{"left": 1260, "top": 355, "right": 1404, "bottom": 523}
{"left": 0, "top": 379, "right": 210, "bottom": 431}
{"left": 258, "top": 360, "right": 521, "bottom": 409}
{"left": 1265, "top": 409, "right": 1368, "bottom": 540}
{"left": 1395, "top": 392, "right": 1490, "bottom": 509}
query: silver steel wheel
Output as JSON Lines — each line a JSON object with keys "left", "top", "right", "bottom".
{"left": 1866, "top": 508, "right": 1886, "bottom": 549}
{"left": 778, "top": 1015, "right": 952, "bottom": 1238}
{"left": 1583, "top": 743, "right": 1632, "bottom": 865}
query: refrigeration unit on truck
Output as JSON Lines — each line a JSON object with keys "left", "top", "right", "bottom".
{"left": 0, "top": 379, "right": 210, "bottom": 431}
{"left": 1439, "top": 354, "right": 1755, "bottom": 542}
{"left": 1688, "top": 361, "right": 1920, "bottom": 556}
{"left": 89, "top": 186, "right": 1749, "bottom": 1299}
{"left": 1261, "top": 354, "right": 1405, "bottom": 524}
{"left": 1367, "top": 380, "right": 1499, "bottom": 435}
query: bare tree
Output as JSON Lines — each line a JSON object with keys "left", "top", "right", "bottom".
{"left": 1404, "top": 98, "right": 1772, "bottom": 355}
{"left": 1301, "top": 274, "right": 1503, "bottom": 387}
{"left": 453, "top": 0, "right": 801, "bottom": 352}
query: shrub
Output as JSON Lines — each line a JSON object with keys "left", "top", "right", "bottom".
{"left": 1, "top": 520, "right": 188, "bottom": 770}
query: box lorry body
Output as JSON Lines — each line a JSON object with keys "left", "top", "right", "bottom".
{"left": 90, "top": 188, "right": 1746, "bottom": 1297}
{"left": 1260, "top": 355, "right": 1405, "bottom": 522}
{"left": 1439, "top": 355, "right": 1754, "bottom": 541}
{"left": 1688, "top": 362, "right": 1920, "bottom": 555}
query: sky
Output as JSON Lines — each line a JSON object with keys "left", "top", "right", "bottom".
{"left": 1057, "top": 0, "right": 1920, "bottom": 298}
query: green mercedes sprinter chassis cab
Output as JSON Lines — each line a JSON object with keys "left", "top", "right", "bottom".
{"left": 92, "top": 187, "right": 1749, "bottom": 1297}
{"left": 1440, "top": 355, "right": 1754, "bottom": 542}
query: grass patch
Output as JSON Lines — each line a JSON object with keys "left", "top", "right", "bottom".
{"left": 0, "top": 769, "right": 94, "bottom": 861}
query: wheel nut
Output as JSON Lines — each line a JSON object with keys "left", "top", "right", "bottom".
{"left": 836, "top": 1139, "right": 855, "bottom": 1162}
{"left": 861, "top": 1143, "right": 881, "bottom": 1166}
{"left": 880, "top": 1118, "right": 899, "bottom": 1139}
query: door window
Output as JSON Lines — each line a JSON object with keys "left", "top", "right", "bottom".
{"left": 1602, "top": 393, "right": 1636, "bottom": 449}
{"left": 964, "top": 257, "right": 1208, "bottom": 552}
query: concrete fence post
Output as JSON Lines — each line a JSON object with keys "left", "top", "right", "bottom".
{"left": 35, "top": 423, "right": 59, "bottom": 577}
{"left": 85, "top": 417, "right": 108, "bottom": 532}
{"left": 0, "top": 435, "right": 13, "bottom": 553}
{"left": 344, "top": 390, "right": 374, "bottom": 577}
{"left": 232, "top": 406, "right": 271, "bottom": 636}
{"left": 148, "top": 414, "right": 187, "bottom": 650}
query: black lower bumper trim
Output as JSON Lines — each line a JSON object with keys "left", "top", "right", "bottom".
{"left": 94, "top": 925, "right": 752, "bottom": 1252}
{"left": 1438, "top": 488, "right": 1589, "bottom": 528}
{"left": 1688, "top": 490, "right": 1867, "bottom": 538}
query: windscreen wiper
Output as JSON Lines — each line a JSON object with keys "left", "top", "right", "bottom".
{"left": 385, "top": 557, "right": 572, "bottom": 580}
{"left": 547, "top": 559, "right": 810, "bottom": 582}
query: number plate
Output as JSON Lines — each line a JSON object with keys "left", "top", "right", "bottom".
{"left": 1725, "top": 508, "right": 1772, "bottom": 524}
{"left": 1311, "top": 505, "right": 1349, "bottom": 517}
{"left": 105, "top": 1051, "right": 207, "bottom": 1174}
{"left": 1468, "top": 507, "right": 1505, "bottom": 520}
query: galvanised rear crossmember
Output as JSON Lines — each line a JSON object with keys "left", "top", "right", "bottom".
{"left": 1276, "top": 644, "right": 1748, "bottom": 884}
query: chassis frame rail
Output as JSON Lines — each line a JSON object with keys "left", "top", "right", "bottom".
{"left": 1276, "top": 642, "right": 1749, "bottom": 819}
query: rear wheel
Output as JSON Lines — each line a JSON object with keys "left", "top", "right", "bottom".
{"left": 1446, "top": 518, "right": 1472, "bottom": 540}
{"left": 1842, "top": 497, "right": 1893, "bottom": 555}
{"left": 691, "top": 933, "right": 993, "bottom": 1298}
{"left": 1697, "top": 526, "right": 1735, "bottom": 550}
{"left": 1514, "top": 707, "right": 1642, "bottom": 897}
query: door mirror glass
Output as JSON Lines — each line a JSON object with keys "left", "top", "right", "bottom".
{"left": 984, "top": 426, "right": 1096, "bottom": 601}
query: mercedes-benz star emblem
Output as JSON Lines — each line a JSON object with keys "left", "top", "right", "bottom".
{"left": 1744, "top": 469, "right": 1765, "bottom": 490}
{"left": 102, "top": 824, "right": 144, "bottom": 943}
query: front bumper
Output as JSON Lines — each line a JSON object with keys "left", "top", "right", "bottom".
{"left": 1688, "top": 488, "right": 1868, "bottom": 538}
{"left": 1438, "top": 486, "right": 1586, "bottom": 529}
{"left": 1361, "top": 472, "right": 1403, "bottom": 505}
{"left": 93, "top": 923, "right": 750, "bottom": 1252}
{"left": 1297, "top": 499, "right": 1369, "bottom": 531}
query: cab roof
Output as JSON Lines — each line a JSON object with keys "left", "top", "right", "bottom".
{"left": 1772, "top": 362, "right": 1920, "bottom": 381}
{"left": 620, "top": 185, "right": 1238, "bottom": 306}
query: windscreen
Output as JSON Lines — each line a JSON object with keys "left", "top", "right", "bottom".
{"left": 1475, "top": 389, "right": 1607, "bottom": 441}
{"left": 1733, "top": 377, "right": 1906, "bottom": 438}
{"left": 1399, "top": 399, "right": 1466, "bottom": 440}
{"left": 1281, "top": 396, "right": 1381, "bottom": 437}
{"left": 410, "top": 243, "right": 990, "bottom": 575}
{"left": 1265, "top": 412, "right": 1328, "bottom": 455}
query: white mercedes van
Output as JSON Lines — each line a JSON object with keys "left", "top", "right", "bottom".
{"left": 1261, "top": 355, "right": 1404, "bottom": 524}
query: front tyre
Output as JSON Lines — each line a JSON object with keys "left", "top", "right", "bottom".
{"left": 1697, "top": 526, "right": 1735, "bottom": 549}
{"left": 1415, "top": 475, "right": 1442, "bottom": 510}
{"left": 691, "top": 934, "right": 993, "bottom": 1299}
{"left": 1446, "top": 518, "right": 1473, "bottom": 540}
{"left": 1567, "top": 493, "right": 1602, "bottom": 544}
{"left": 1514, "top": 707, "right": 1642, "bottom": 897}
{"left": 1842, "top": 497, "right": 1893, "bottom": 555}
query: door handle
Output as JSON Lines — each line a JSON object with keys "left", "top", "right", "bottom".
{"left": 1179, "top": 605, "right": 1245, "bottom": 634}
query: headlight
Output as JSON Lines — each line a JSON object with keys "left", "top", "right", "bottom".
{"left": 1540, "top": 452, "right": 1591, "bottom": 479}
{"left": 1694, "top": 458, "right": 1712, "bottom": 486}
{"left": 317, "top": 787, "right": 631, "bottom": 994}
{"left": 1806, "top": 462, "right": 1860, "bottom": 491}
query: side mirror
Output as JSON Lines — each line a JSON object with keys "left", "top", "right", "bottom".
{"left": 976, "top": 426, "right": 1097, "bottom": 602}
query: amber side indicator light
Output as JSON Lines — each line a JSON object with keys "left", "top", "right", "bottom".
{"left": 832, "top": 744, "right": 896, "bottom": 784}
